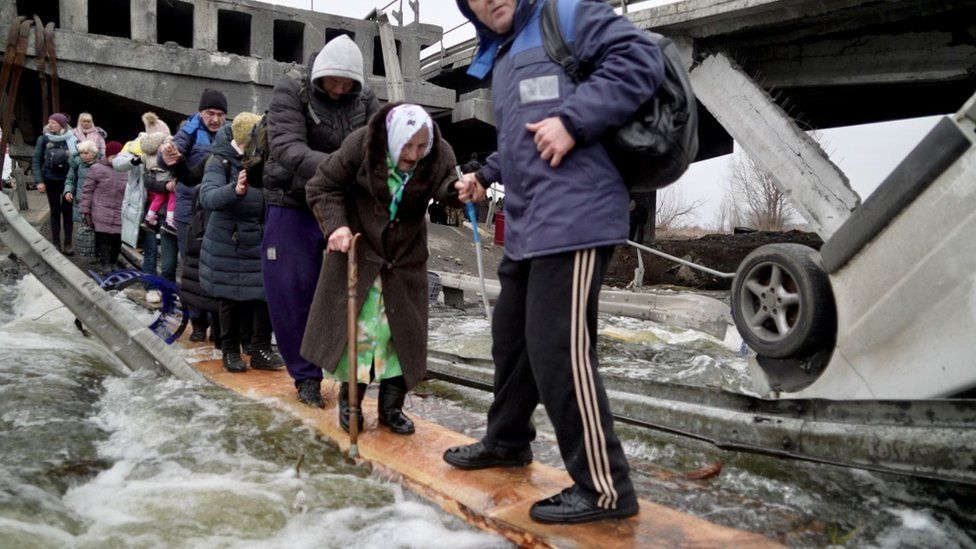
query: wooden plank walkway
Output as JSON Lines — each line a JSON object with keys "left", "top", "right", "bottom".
{"left": 187, "top": 344, "right": 780, "bottom": 548}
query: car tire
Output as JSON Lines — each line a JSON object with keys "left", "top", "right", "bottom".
{"left": 732, "top": 243, "right": 835, "bottom": 359}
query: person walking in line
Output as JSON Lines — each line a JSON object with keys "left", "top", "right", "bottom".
{"left": 32, "top": 113, "right": 78, "bottom": 254}
{"left": 262, "top": 35, "right": 380, "bottom": 408}
{"left": 302, "top": 103, "right": 461, "bottom": 435}
{"left": 199, "top": 113, "right": 284, "bottom": 373}
{"left": 63, "top": 139, "right": 101, "bottom": 228}
{"left": 159, "top": 89, "right": 228, "bottom": 340}
{"left": 72, "top": 112, "right": 107, "bottom": 154}
{"left": 446, "top": 0, "right": 665, "bottom": 524}
{"left": 80, "top": 141, "right": 127, "bottom": 275}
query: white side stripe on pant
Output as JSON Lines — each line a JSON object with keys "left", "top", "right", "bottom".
{"left": 570, "top": 249, "right": 619, "bottom": 509}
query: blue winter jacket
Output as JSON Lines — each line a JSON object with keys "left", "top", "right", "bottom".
{"left": 458, "top": 0, "right": 664, "bottom": 260}
{"left": 163, "top": 113, "right": 217, "bottom": 225}
{"left": 198, "top": 125, "right": 266, "bottom": 302}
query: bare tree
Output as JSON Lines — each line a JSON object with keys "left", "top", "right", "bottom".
{"left": 723, "top": 152, "right": 796, "bottom": 231}
{"left": 655, "top": 187, "right": 706, "bottom": 233}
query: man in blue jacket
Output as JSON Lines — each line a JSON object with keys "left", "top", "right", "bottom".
{"left": 447, "top": 0, "right": 664, "bottom": 524}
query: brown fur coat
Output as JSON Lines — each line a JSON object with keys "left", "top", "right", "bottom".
{"left": 300, "top": 103, "right": 460, "bottom": 389}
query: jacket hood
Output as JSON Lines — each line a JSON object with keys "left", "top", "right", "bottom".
{"left": 310, "top": 35, "right": 364, "bottom": 93}
{"left": 210, "top": 125, "right": 239, "bottom": 163}
{"left": 456, "top": 0, "right": 539, "bottom": 79}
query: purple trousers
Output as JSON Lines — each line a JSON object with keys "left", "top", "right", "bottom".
{"left": 262, "top": 205, "right": 325, "bottom": 386}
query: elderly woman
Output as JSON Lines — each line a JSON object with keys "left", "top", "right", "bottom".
{"left": 80, "top": 141, "right": 126, "bottom": 274}
{"left": 302, "top": 103, "right": 461, "bottom": 435}
{"left": 72, "top": 112, "right": 107, "bottom": 154}
{"left": 63, "top": 139, "right": 101, "bottom": 225}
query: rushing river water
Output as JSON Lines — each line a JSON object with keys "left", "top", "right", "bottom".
{"left": 1, "top": 274, "right": 974, "bottom": 548}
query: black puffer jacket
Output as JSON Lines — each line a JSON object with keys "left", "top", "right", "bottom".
{"left": 262, "top": 57, "right": 380, "bottom": 211}
{"left": 198, "top": 126, "right": 266, "bottom": 302}
{"left": 178, "top": 183, "right": 221, "bottom": 313}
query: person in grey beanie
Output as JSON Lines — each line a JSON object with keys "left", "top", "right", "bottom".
{"left": 261, "top": 34, "right": 380, "bottom": 408}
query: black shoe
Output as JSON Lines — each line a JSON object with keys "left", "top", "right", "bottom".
{"left": 529, "top": 486, "right": 638, "bottom": 524}
{"left": 378, "top": 377, "right": 414, "bottom": 435}
{"left": 140, "top": 220, "right": 159, "bottom": 233}
{"left": 188, "top": 328, "right": 207, "bottom": 342}
{"left": 338, "top": 382, "right": 367, "bottom": 433}
{"left": 297, "top": 378, "right": 325, "bottom": 409}
{"left": 160, "top": 223, "right": 177, "bottom": 236}
{"left": 62, "top": 242, "right": 74, "bottom": 256}
{"left": 249, "top": 347, "right": 285, "bottom": 371}
{"left": 221, "top": 351, "right": 247, "bottom": 373}
{"left": 443, "top": 441, "right": 532, "bottom": 470}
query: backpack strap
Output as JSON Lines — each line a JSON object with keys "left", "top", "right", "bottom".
{"left": 540, "top": 0, "right": 590, "bottom": 82}
{"left": 285, "top": 66, "right": 322, "bottom": 125}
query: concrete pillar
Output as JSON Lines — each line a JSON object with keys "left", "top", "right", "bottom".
{"left": 400, "top": 38, "right": 420, "bottom": 80}
{"left": 251, "top": 12, "right": 273, "bottom": 59}
{"left": 303, "top": 19, "right": 323, "bottom": 65}
{"left": 60, "top": 0, "right": 88, "bottom": 32}
{"left": 193, "top": 0, "right": 218, "bottom": 51}
{"left": 131, "top": 0, "right": 157, "bottom": 43}
{"left": 689, "top": 53, "right": 860, "bottom": 238}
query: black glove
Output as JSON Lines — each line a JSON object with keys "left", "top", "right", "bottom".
{"left": 130, "top": 156, "right": 143, "bottom": 166}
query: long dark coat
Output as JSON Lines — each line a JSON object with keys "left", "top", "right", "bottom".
{"left": 198, "top": 126, "right": 266, "bottom": 302}
{"left": 301, "top": 103, "right": 460, "bottom": 389}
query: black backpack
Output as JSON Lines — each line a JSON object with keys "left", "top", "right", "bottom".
{"left": 43, "top": 139, "right": 70, "bottom": 177}
{"left": 540, "top": 0, "right": 698, "bottom": 192}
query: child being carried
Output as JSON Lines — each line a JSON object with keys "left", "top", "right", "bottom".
{"left": 139, "top": 132, "right": 177, "bottom": 235}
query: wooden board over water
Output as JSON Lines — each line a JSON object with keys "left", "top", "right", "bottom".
{"left": 187, "top": 344, "right": 779, "bottom": 548}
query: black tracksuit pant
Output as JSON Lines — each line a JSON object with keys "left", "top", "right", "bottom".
{"left": 484, "top": 246, "right": 635, "bottom": 510}
{"left": 43, "top": 179, "right": 73, "bottom": 246}
{"left": 218, "top": 299, "right": 272, "bottom": 355}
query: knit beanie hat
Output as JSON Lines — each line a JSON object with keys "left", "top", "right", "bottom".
{"left": 105, "top": 141, "right": 123, "bottom": 157}
{"left": 142, "top": 112, "right": 171, "bottom": 136}
{"left": 231, "top": 112, "right": 263, "bottom": 147}
{"left": 198, "top": 88, "right": 228, "bottom": 113}
{"left": 139, "top": 132, "right": 168, "bottom": 155}
{"left": 310, "top": 35, "right": 364, "bottom": 91}
{"left": 48, "top": 113, "right": 69, "bottom": 130}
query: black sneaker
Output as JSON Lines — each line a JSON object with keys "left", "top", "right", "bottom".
{"left": 188, "top": 328, "right": 207, "bottom": 342}
{"left": 529, "top": 486, "right": 638, "bottom": 524}
{"left": 222, "top": 351, "right": 247, "bottom": 373}
{"left": 297, "top": 378, "right": 325, "bottom": 408}
{"left": 249, "top": 347, "right": 285, "bottom": 371}
{"left": 160, "top": 223, "right": 178, "bottom": 236}
{"left": 443, "top": 441, "right": 532, "bottom": 470}
{"left": 140, "top": 220, "right": 159, "bottom": 233}
{"left": 62, "top": 242, "right": 74, "bottom": 256}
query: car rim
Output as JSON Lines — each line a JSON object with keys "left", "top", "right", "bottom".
{"left": 740, "top": 262, "right": 801, "bottom": 342}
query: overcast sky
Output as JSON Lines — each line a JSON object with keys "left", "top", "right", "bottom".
{"left": 269, "top": 0, "right": 946, "bottom": 227}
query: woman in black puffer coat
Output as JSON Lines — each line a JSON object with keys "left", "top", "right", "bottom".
{"left": 198, "top": 117, "right": 283, "bottom": 373}
{"left": 179, "top": 184, "right": 221, "bottom": 347}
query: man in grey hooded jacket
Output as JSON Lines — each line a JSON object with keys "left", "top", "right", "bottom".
{"left": 261, "top": 35, "right": 381, "bottom": 408}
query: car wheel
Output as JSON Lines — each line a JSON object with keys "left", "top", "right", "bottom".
{"left": 732, "top": 243, "right": 835, "bottom": 359}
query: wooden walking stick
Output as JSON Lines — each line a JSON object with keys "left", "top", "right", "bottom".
{"left": 347, "top": 233, "right": 363, "bottom": 458}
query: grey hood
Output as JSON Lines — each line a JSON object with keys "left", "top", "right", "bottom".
{"left": 310, "top": 35, "right": 364, "bottom": 92}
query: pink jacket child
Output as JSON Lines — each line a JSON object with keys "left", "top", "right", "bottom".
{"left": 139, "top": 132, "right": 177, "bottom": 234}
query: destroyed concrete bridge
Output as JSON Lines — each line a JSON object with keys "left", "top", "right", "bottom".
{"left": 3, "top": 0, "right": 975, "bottom": 237}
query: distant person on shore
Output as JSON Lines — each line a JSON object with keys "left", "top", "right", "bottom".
{"left": 32, "top": 113, "right": 78, "bottom": 255}
{"left": 198, "top": 113, "right": 284, "bottom": 374}
{"left": 446, "top": 0, "right": 665, "bottom": 524}
{"left": 628, "top": 199, "right": 648, "bottom": 244}
{"left": 261, "top": 35, "right": 380, "bottom": 408}
{"left": 302, "top": 103, "right": 460, "bottom": 435}
{"left": 80, "top": 141, "right": 127, "bottom": 275}
{"left": 71, "top": 112, "right": 106, "bottom": 154}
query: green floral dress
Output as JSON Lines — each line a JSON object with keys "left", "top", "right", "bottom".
{"left": 333, "top": 157, "right": 412, "bottom": 384}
